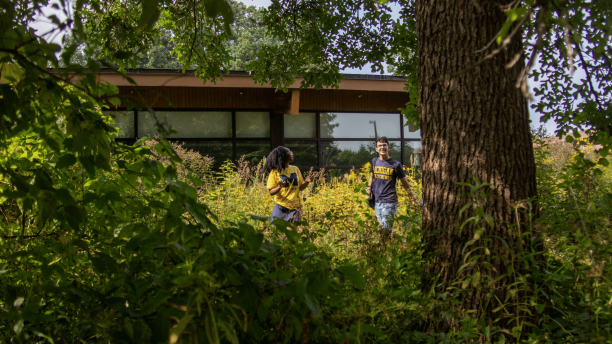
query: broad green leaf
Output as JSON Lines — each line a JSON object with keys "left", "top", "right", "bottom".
{"left": 304, "top": 293, "right": 322, "bottom": 318}
{"left": 33, "top": 330, "right": 55, "bottom": 344}
{"left": 219, "top": 320, "right": 239, "bottom": 344}
{"left": 205, "top": 310, "right": 220, "bottom": 344}
{"left": 244, "top": 231, "right": 264, "bottom": 252}
{"left": 472, "top": 271, "right": 481, "bottom": 287}
{"left": 203, "top": 0, "right": 235, "bottom": 33}
{"left": 169, "top": 314, "right": 194, "bottom": 344}
{"left": 138, "top": 291, "right": 172, "bottom": 316}
{"left": 55, "top": 154, "right": 77, "bottom": 169}
{"left": 137, "top": 0, "right": 161, "bottom": 31}
{"left": 337, "top": 266, "right": 365, "bottom": 290}
{"left": 0, "top": 62, "right": 25, "bottom": 84}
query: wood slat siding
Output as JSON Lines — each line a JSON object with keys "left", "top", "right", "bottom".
{"left": 299, "top": 89, "right": 409, "bottom": 112}
{"left": 113, "top": 86, "right": 409, "bottom": 112}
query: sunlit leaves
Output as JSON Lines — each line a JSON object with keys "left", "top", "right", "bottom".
{"left": 498, "top": 6, "right": 529, "bottom": 45}
{"left": 0, "top": 62, "right": 25, "bottom": 85}
{"left": 336, "top": 265, "right": 365, "bottom": 290}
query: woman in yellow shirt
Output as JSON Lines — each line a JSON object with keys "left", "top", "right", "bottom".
{"left": 265, "top": 146, "right": 312, "bottom": 223}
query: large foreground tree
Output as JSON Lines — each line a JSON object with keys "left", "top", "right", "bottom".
{"left": 415, "top": 0, "right": 538, "bottom": 331}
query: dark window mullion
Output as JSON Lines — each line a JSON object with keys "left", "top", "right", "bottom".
{"left": 317, "top": 138, "right": 402, "bottom": 141}
{"left": 166, "top": 138, "right": 233, "bottom": 142}
{"left": 316, "top": 111, "right": 321, "bottom": 168}
{"left": 400, "top": 111, "right": 405, "bottom": 166}
{"left": 232, "top": 111, "right": 236, "bottom": 161}
{"left": 269, "top": 110, "right": 273, "bottom": 151}
{"left": 282, "top": 138, "right": 319, "bottom": 141}
{"left": 134, "top": 110, "right": 139, "bottom": 138}
{"left": 280, "top": 110, "right": 284, "bottom": 147}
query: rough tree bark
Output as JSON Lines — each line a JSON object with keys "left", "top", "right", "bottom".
{"left": 416, "top": 0, "right": 538, "bottom": 332}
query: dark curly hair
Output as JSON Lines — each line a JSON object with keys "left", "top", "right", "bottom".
{"left": 264, "top": 146, "right": 289, "bottom": 173}
{"left": 375, "top": 136, "right": 389, "bottom": 145}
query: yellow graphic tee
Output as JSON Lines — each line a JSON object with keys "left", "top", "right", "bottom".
{"left": 266, "top": 165, "right": 304, "bottom": 210}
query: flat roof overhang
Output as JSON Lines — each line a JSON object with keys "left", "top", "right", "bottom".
{"left": 86, "top": 68, "right": 407, "bottom": 92}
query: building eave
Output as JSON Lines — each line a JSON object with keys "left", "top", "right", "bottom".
{"left": 51, "top": 68, "right": 408, "bottom": 92}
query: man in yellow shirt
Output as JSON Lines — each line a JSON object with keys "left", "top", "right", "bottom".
{"left": 265, "top": 146, "right": 313, "bottom": 223}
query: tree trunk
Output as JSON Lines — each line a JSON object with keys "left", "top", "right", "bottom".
{"left": 416, "top": 0, "right": 538, "bottom": 332}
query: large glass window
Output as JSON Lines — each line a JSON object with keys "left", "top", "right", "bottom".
{"left": 138, "top": 111, "right": 232, "bottom": 138}
{"left": 404, "top": 141, "right": 422, "bottom": 168}
{"left": 325, "top": 169, "right": 356, "bottom": 178}
{"left": 112, "top": 110, "right": 272, "bottom": 168}
{"left": 182, "top": 141, "right": 233, "bottom": 168}
{"left": 311, "top": 112, "right": 422, "bottom": 169}
{"left": 403, "top": 123, "right": 421, "bottom": 139}
{"left": 236, "top": 112, "right": 270, "bottom": 138}
{"left": 236, "top": 141, "right": 270, "bottom": 166}
{"left": 320, "top": 112, "right": 401, "bottom": 139}
{"left": 110, "top": 109, "right": 422, "bottom": 170}
{"left": 104, "top": 111, "right": 135, "bottom": 138}
{"left": 321, "top": 141, "right": 401, "bottom": 167}
{"left": 285, "top": 141, "right": 318, "bottom": 167}
{"left": 284, "top": 113, "right": 316, "bottom": 138}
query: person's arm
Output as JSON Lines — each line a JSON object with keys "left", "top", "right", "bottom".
{"left": 399, "top": 176, "right": 419, "bottom": 206}
{"left": 269, "top": 184, "right": 283, "bottom": 195}
{"left": 267, "top": 171, "right": 284, "bottom": 195}
{"left": 367, "top": 170, "right": 374, "bottom": 196}
{"left": 299, "top": 176, "right": 312, "bottom": 191}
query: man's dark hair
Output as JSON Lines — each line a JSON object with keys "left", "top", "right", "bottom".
{"left": 375, "top": 136, "right": 389, "bottom": 146}
{"left": 264, "top": 146, "right": 289, "bottom": 173}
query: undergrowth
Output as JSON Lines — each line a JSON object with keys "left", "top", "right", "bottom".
{"left": 1, "top": 131, "right": 611, "bottom": 343}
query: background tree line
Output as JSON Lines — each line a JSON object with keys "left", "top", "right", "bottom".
{"left": 61, "top": 0, "right": 275, "bottom": 71}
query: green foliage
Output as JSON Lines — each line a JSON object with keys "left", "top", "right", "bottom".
{"left": 224, "top": 1, "right": 277, "bottom": 71}
{"left": 62, "top": 27, "right": 183, "bottom": 70}
{"left": 62, "top": 0, "right": 275, "bottom": 73}
{"left": 525, "top": 0, "right": 612, "bottom": 154}
{"left": 3, "top": 0, "right": 612, "bottom": 342}
{"left": 250, "top": 0, "right": 408, "bottom": 90}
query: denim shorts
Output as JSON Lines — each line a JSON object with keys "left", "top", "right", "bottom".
{"left": 270, "top": 203, "right": 302, "bottom": 223}
{"left": 374, "top": 202, "right": 398, "bottom": 231}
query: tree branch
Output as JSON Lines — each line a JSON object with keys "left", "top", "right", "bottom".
{"left": 3, "top": 230, "right": 62, "bottom": 239}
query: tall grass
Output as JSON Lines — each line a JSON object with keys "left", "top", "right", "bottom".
{"left": 145, "top": 133, "right": 612, "bottom": 342}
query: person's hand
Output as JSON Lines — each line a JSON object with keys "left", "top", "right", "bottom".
{"left": 305, "top": 171, "right": 319, "bottom": 184}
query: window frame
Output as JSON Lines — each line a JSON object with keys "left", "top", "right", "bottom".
{"left": 107, "top": 108, "right": 422, "bottom": 169}
{"left": 109, "top": 108, "right": 272, "bottom": 162}
{"left": 283, "top": 110, "right": 421, "bottom": 170}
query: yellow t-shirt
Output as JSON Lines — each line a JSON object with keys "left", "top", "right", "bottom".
{"left": 266, "top": 165, "right": 304, "bottom": 210}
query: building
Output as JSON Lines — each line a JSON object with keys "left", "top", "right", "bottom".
{"left": 98, "top": 69, "right": 421, "bottom": 172}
